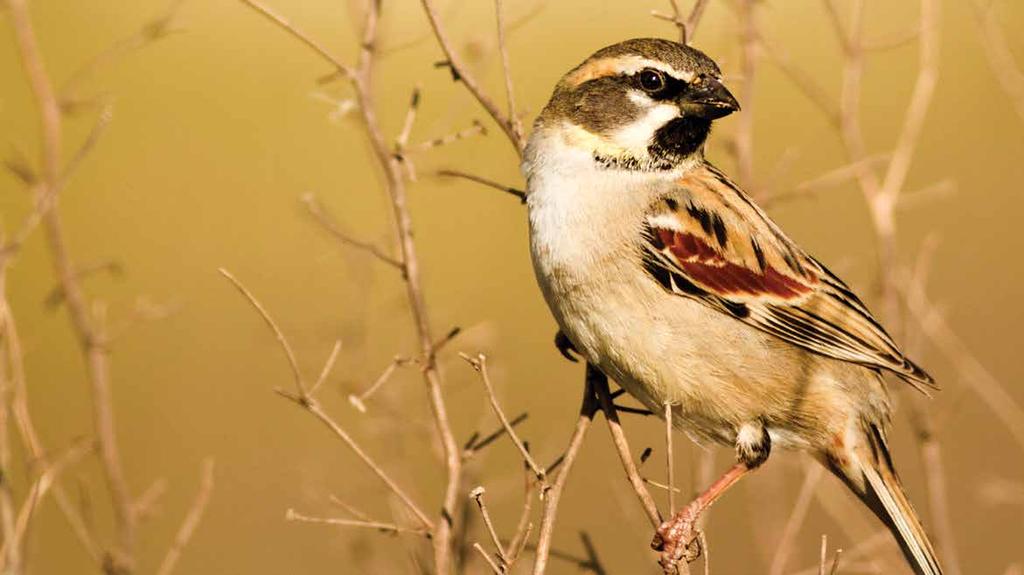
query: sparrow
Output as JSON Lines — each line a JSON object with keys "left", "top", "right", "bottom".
{"left": 523, "top": 38, "right": 942, "bottom": 575}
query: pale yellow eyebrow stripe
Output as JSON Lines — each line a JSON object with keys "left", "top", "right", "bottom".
{"left": 563, "top": 55, "right": 694, "bottom": 88}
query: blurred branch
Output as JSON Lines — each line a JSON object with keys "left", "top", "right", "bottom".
{"left": 60, "top": 0, "right": 186, "bottom": 106}
{"left": 154, "top": 458, "right": 215, "bottom": 575}
{"left": 652, "top": 0, "right": 711, "bottom": 45}
{"left": 969, "top": 0, "right": 1024, "bottom": 124}
{"left": 285, "top": 508, "right": 429, "bottom": 536}
{"left": 7, "top": 0, "right": 138, "bottom": 571}
{"left": 494, "top": 0, "right": 525, "bottom": 146}
{"left": 0, "top": 271, "right": 103, "bottom": 565}
{"left": 301, "top": 194, "right": 403, "bottom": 269}
{"left": 734, "top": 0, "right": 759, "bottom": 192}
{"left": 0, "top": 439, "right": 93, "bottom": 571}
{"left": 768, "top": 465, "right": 824, "bottom": 575}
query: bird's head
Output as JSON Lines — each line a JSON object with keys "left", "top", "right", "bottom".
{"left": 535, "top": 38, "right": 738, "bottom": 171}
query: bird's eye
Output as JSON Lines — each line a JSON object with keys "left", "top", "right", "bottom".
{"left": 638, "top": 68, "right": 666, "bottom": 93}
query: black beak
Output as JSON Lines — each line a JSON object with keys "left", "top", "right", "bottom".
{"left": 679, "top": 76, "right": 740, "bottom": 120}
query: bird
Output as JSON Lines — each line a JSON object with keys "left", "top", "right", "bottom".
{"left": 522, "top": 38, "right": 943, "bottom": 575}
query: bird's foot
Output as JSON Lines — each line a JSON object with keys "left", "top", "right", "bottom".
{"left": 554, "top": 330, "right": 580, "bottom": 363}
{"left": 651, "top": 504, "right": 703, "bottom": 574}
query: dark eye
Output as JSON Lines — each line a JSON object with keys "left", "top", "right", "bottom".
{"left": 639, "top": 68, "right": 666, "bottom": 93}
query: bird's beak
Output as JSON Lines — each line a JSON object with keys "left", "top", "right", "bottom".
{"left": 678, "top": 77, "right": 740, "bottom": 120}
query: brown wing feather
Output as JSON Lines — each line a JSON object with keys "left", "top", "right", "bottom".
{"left": 643, "top": 163, "right": 935, "bottom": 392}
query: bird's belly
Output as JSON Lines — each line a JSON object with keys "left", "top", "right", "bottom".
{"left": 533, "top": 248, "right": 843, "bottom": 448}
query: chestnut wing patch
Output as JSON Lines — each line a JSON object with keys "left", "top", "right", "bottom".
{"left": 651, "top": 228, "right": 812, "bottom": 299}
{"left": 642, "top": 189, "right": 935, "bottom": 392}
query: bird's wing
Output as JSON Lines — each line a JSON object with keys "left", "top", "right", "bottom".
{"left": 641, "top": 162, "right": 935, "bottom": 392}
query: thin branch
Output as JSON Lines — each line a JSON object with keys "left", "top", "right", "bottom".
{"left": 494, "top": 0, "right": 524, "bottom": 145}
{"left": 154, "top": 458, "right": 215, "bottom": 575}
{"left": 419, "top": 0, "right": 526, "bottom": 153}
{"left": 301, "top": 194, "right": 403, "bottom": 269}
{"left": 531, "top": 372, "right": 598, "bottom": 575}
{"left": 592, "top": 374, "right": 662, "bottom": 528}
{"left": 463, "top": 412, "right": 529, "bottom": 459}
{"left": 436, "top": 169, "right": 526, "bottom": 202}
{"left": 236, "top": 0, "right": 353, "bottom": 78}
{"left": 308, "top": 340, "right": 343, "bottom": 398}
{"left": 0, "top": 438, "right": 93, "bottom": 569}
{"left": 348, "top": 355, "right": 414, "bottom": 413}
{"left": 735, "top": 0, "right": 759, "bottom": 192}
{"left": 60, "top": 0, "right": 186, "bottom": 103}
{"left": 286, "top": 509, "right": 429, "bottom": 536}
{"left": 969, "top": 0, "right": 1024, "bottom": 123}
{"left": 219, "top": 269, "right": 306, "bottom": 397}
{"left": 664, "top": 402, "right": 676, "bottom": 515}
{"left": 474, "top": 542, "right": 504, "bottom": 575}
{"left": 652, "top": 0, "right": 709, "bottom": 45}
{"left": 462, "top": 353, "right": 546, "bottom": 483}
{"left": 469, "top": 487, "right": 508, "bottom": 566}
{"left": 0, "top": 287, "right": 102, "bottom": 562}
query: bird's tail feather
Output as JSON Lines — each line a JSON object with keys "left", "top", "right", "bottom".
{"left": 830, "top": 423, "right": 943, "bottom": 575}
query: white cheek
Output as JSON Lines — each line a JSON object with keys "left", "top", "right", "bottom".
{"left": 609, "top": 102, "right": 679, "bottom": 150}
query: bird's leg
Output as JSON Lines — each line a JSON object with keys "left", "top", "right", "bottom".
{"left": 652, "top": 421, "right": 770, "bottom": 573}
{"left": 554, "top": 329, "right": 580, "bottom": 362}
{"left": 652, "top": 462, "right": 751, "bottom": 570}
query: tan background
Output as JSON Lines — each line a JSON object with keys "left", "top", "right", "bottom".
{"left": 1, "top": 0, "right": 1023, "bottom": 573}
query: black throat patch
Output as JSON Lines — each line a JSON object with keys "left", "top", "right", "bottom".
{"left": 649, "top": 116, "right": 711, "bottom": 164}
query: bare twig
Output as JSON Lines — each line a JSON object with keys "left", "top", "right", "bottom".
{"left": 436, "top": 169, "right": 526, "bottom": 203}
{"left": 301, "top": 194, "right": 403, "bottom": 269}
{"left": 474, "top": 542, "right": 504, "bottom": 575}
{"left": 286, "top": 509, "right": 429, "bottom": 536}
{"left": 419, "top": 0, "right": 526, "bottom": 153}
{"left": 592, "top": 375, "right": 662, "bottom": 528}
{"left": 462, "top": 353, "right": 546, "bottom": 483}
{"left": 348, "top": 356, "right": 413, "bottom": 413}
{"left": 531, "top": 371, "right": 598, "bottom": 575}
{"left": 969, "top": 0, "right": 1024, "bottom": 124}
{"left": 664, "top": 402, "right": 676, "bottom": 515}
{"left": 735, "top": 0, "right": 759, "bottom": 192}
{"left": 463, "top": 412, "right": 529, "bottom": 459}
{"left": 219, "top": 269, "right": 306, "bottom": 397}
{"left": 0, "top": 281, "right": 102, "bottom": 563}
{"left": 652, "top": 0, "right": 710, "bottom": 45}
{"left": 470, "top": 487, "right": 508, "bottom": 567}
{"left": 308, "top": 340, "right": 343, "bottom": 398}
{"left": 154, "top": 458, "right": 215, "bottom": 575}
{"left": 494, "top": 0, "right": 524, "bottom": 145}
{"left": 236, "top": 0, "right": 353, "bottom": 78}
{"left": 0, "top": 438, "right": 93, "bottom": 569}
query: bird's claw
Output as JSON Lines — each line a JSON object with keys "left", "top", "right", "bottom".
{"left": 554, "top": 330, "right": 580, "bottom": 363}
{"left": 652, "top": 507, "right": 703, "bottom": 573}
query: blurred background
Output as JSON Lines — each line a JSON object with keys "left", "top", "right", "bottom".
{"left": 1, "top": 0, "right": 1022, "bottom": 573}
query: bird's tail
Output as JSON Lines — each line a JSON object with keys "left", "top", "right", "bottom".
{"left": 826, "top": 423, "right": 943, "bottom": 575}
